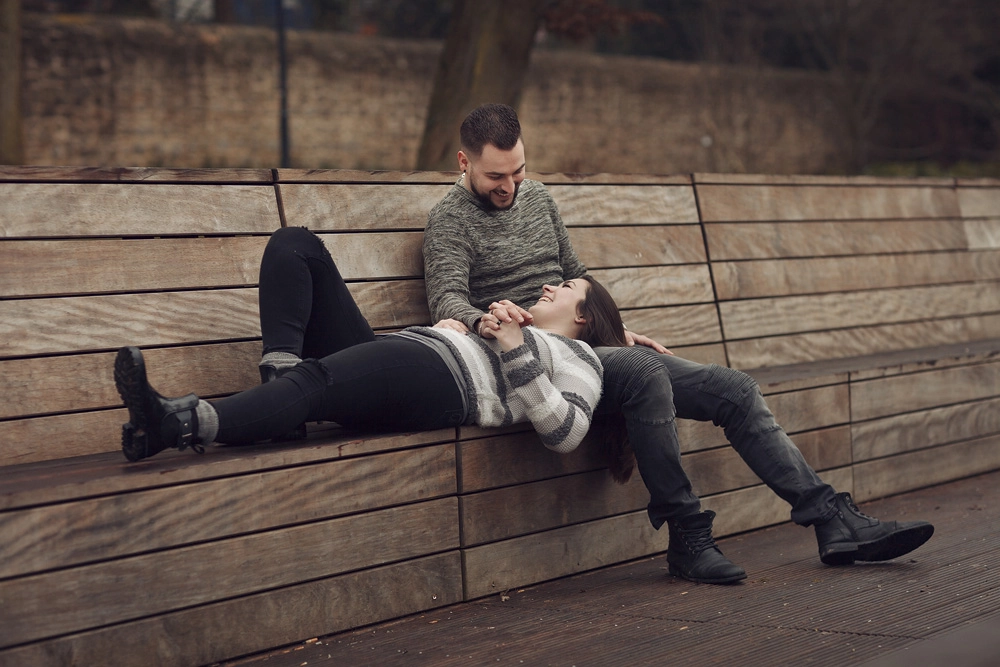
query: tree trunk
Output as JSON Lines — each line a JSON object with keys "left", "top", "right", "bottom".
{"left": 0, "top": 0, "right": 24, "bottom": 165}
{"left": 416, "top": 0, "right": 544, "bottom": 171}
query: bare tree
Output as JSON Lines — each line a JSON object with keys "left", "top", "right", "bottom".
{"left": 0, "top": 0, "right": 23, "bottom": 165}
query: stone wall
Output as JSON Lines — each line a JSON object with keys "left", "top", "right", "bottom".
{"left": 21, "top": 14, "right": 845, "bottom": 174}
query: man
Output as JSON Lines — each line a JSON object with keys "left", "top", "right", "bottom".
{"left": 423, "top": 103, "right": 934, "bottom": 584}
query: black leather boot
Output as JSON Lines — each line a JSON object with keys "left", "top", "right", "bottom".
{"left": 114, "top": 346, "right": 203, "bottom": 462}
{"left": 259, "top": 363, "right": 308, "bottom": 441}
{"left": 667, "top": 510, "right": 747, "bottom": 584}
{"left": 815, "top": 492, "right": 934, "bottom": 565}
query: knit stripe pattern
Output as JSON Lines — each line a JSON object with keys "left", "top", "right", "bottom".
{"left": 406, "top": 325, "right": 602, "bottom": 454}
{"left": 423, "top": 179, "right": 589, "bottom": 330}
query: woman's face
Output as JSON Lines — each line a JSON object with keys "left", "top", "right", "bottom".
{"left": 528, "top": 279, "right": 590, "bottom": 328}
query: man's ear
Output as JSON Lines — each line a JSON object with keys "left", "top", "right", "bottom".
{"left": 458, "top": 150, "right": 469, "bottom": 172}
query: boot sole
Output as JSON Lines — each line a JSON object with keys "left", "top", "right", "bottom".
{"left": 114, "top": 346, "right": 152, "bottom": 462}
{"left": 668, "top": 564, "right": 747, "bottom": 585}
{"left": 821, "top": 522, "right": 935, "bottom": 566}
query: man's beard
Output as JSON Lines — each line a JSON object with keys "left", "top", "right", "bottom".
{"left": 470, "top": 177, "right": 521, "bottom": 211}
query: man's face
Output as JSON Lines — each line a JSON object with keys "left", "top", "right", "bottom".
{"left": 459, "top": 139, "right": 526, "bottom": 211}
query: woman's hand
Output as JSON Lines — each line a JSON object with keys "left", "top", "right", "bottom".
{"left": 433, "top": 318, "right": 470, "bottom": 333}
{"left": 488, "top": 318, "right": 525, "bottom": 352}
{"left": 488, "top": 299, "right": 533, "bottom": 327}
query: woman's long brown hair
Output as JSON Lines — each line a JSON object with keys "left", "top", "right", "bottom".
{"left": 576, "top": 275, "right": 635, "bottom": 483}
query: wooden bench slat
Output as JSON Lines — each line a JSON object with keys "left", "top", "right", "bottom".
{"left": 279, "top": 183, "right": 451, "bottom": 230}
{"left": 966, "top": 218, "right": 1000, "bottom": 249}
{"left": 852, "top": 396, "right": 1000, "bottom": 461}
{"left": 712, "top": 250, "right": 1000, "bottom": 300}
{"left": 550, "top": 185, "right": 700, "bottom": 225}
{"left": 697, "top": 184, "right": 961, "bottom": 222}
{"left": 851, "top": 359, "right": 1000, "bottom": 422}
{"left": 458, "top": 431, "right": 604, "bottom": 493}
{"left": 957, "top": 186, "right": 1000, "bottom": 218}
{"left": 569, "top": 224, "right": 707, "bottom": 267}
{"left": 0, "top": 552, "right": 464, "bottom": 667}
{"left": 620, "top": 304, "right": 722, "bottom": 346}
{"left": 320, "top": 231, "right": 424, "bottom": 278}
{"left": 704, "top": 220, "right": 969, "bottom": 261}
{"left": 726, "top": 315, "right": 1000, "bottom": 369}
{"left": 0, "top": 183, "right": 279, "bottom": 237}
{"left": 720, "top": 283, "right": 1000, "bottom": 340}
{"left": 590, "top": 264, "right": 715, "bottom": 307}
{"left": 0, "top": 166, "right": 274, "bottom": 183}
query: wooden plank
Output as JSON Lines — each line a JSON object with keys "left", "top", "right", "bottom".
{"left": 853, "top": 397, "right": 1000, "bottom": 461}
{"left": 0, "top": 553, "right": 463, "bottom": 667}
{"left": 849, "top": 341, "right": 1000, "bottom": 381}
{"left": 966, "top": 219, "right": 1000, "bottom": 249}
{"left": 684, "top": 426, "right": 852, "bottom": 499}
{"left": 459, "top": 470, "right": 649, "bottom": 547}
{"left": 712, "top": 250, "right": 1000, "bottom": 300}
{"left": 318, "top": 231, "right": 423, "bottom": 278}
{"left": 458, "top": 431, "right": 604, "bottom": 493}
{"left": 1, "top": 342, "right": 261, "bottom": 421}
{"left": 0, "top": 237, "right": 267, "bottom": 298}
{"left": 0, "top": 166, "right": 274, "bottom": 183}
{"left": 0, "top": 445, "right": 456, "bottom": 579}
{"left": 549, "top": 185, "right": 699, "bottom": 225}
{"left": 590, "top": 265, "right": 715, "bottom": 308}
{"left": 0, "top": 498, "right": 459, "bottom": 646}
{"left": 694, "top": 173, "right": 954, "bottom": 187}
{"left": 0, "top": 429, "right": 455, "bottom": 511}
{"left": 620, "top": 304, "right": 722, "bottom": 347}
{"left": 726, "top": 315, "right": 1000, "bottom": 369}
{"left": 720, "top": 283, "right": 1000, "bottom": 340}
{"left": 957, "top": 187, "right": 1000, "bottom": 218}
{"left": 853, "top": 434, "right": 1000, "bottom": 502}
{"left": 704, "top": 220, "right": 969, "bottom": 261}
{"left": 277, "top": 168, "right": 459, "bottom": 184}
{"left": 703, "top": 467, "right": 853, "bottom": 537}
{"left": 0, "top": 282, "right": 430, "bottom": 357}
{"left": 539, "top": 173, "right": 692, "bottom": 186}
{"left": 851, "top": 360, "right": 1000, "bottom": 422}
{"left": 0, "top": 183, "right": 279, "bottom": 238}
{"left": 766, "top": 384, "right": 850, "bottom": 434}
{"left": 0, "top": 409, "right": 127, "bottom": 465}
{"left": 696, "top": 184, "right": 960, "bottom": 222}
{"left": 568, "top": 224, "right": 707, "bottom": 268}
{"left": 462, "top": 511, "right": 669, "bottom": 599}
{"left": 279, "top": 183, "right": 451, "bottom": 231}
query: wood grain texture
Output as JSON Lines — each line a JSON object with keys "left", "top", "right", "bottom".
{"left": 620, "top": 304, "right": 723, "bottom": 347}
{"left": 765, "top": 384, "right": 851, "bottom": 434}
{"left": 0, "top": 409, "right": 127, "bottom": 465}
{"left": 0, "top": 553, "right": 463, "bottom": 667}
{"left": 966, "top": 219, "right": 1000, "bottom": 249}
{"left": 0, "top": 166, "right": 274, "bottom": 183}
{"left": 318, "top": 231, "right": 424, "bottom": 278}
{"left": 276, "top": 168, "right": 459, "bottom": 183}
{"left": 550, "top": 185, "right": 699, "bottom": 225}
{"left": 0, "top": 445, "right": 455, "bottom": 579}
{"left": 726, "top": 315, "right": 1000, "bottom": 369}
{"left": 852, "top": 397, "right": 1000, "bottom": 461}
{"left": 459, "top": 469, "right": 649, "bottom": 546}
{"left": 0, "top": 183, "right": 279, "bottom": 237}
{"left": 568, "top": 224, "right": 707, "bottom": 267}
{"left": 589, "top": 265, "right": 715, "bottom": 308}
{"left": 0, "top": 236, "right": 268, "bottom": 298}
{"left": 704, "top": 220, "right": 969, "bottom": 261}
{"left": 697, "top": 184, "right": 960, "bottom": 222}
{"left": 851, "top": 359, "right": 1000, "bottom": 422}
{"left": 712, "top": 250, "right": 1000, "bottom": 300}
{"left": 720, "top": 283, "right": 1000, "bottom": 340}
{"left": 693, "top": 173, "right": 954, "bottom": 187}
{"left": 458, "top": 430, "right": 604, "bottom": 493}
{"left": 0, "top": 498, "right": 459, "bottom": 646}
{"left": 462, "top": 511, "right": 670, "bottom": 599}
{"left": 279, "top": 183, "right": 450, "bottom": 230}
{"left": 853, "top": 434, "right": 1000, "bottom": 502}
{"left": 0, "top": 429, "right": 455, "bottom": 511}
{"left": 0, "top": 341, "right": 260, "bottom": 419}
{"left": 957, "top": 186, "right": 1000, "bottom": 218}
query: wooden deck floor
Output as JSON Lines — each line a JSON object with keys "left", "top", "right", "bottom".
{"left": 221, "top": 470, "right": 1000, "bottom": 667}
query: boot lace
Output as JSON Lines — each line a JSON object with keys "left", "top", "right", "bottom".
{"left": 841, "top": 492, "right": 875, "bottom": 520}
{"left": 681, "top": 528, "right": 718, "bottom": 555}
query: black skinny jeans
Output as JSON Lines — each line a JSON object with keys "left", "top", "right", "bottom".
{"left": 211, "top": 227, "right": 465, "bottom": 443}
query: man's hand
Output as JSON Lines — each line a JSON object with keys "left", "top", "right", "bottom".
{"left": 488, "top": 300, "right": 533, "bottom": 327}
{"left": 433, "top": 318, "right": 470, "bottom": 333}
{"left": 625, "top": 329, "right": 673, "bottom": 355}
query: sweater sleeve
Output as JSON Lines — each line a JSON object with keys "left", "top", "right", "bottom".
{"left": 423, "top": 208, "right": 484, "bottom": 330}
{"left": 498, "top": 335, "right": 602, "bottom": 454}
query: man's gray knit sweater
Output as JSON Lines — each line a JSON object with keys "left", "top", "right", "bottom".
{"left": 424, "top": 178, "right": 588, "bottom": 331}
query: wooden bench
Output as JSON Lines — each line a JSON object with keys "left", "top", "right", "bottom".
{"left": 1, "top": 167, "right": 998, "bottom": 665}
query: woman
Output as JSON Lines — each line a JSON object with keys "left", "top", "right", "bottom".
{"left": 115, "top": 227, "right": 627, "bottom": 462}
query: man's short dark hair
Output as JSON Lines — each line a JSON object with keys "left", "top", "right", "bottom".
{"left": 460, "top": 103, "right": 522, "bottom": 156}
